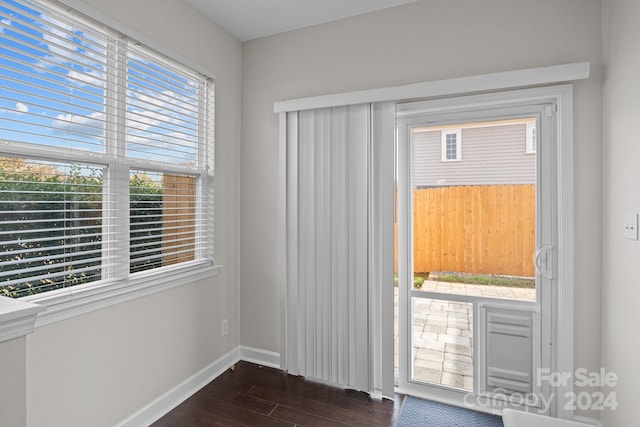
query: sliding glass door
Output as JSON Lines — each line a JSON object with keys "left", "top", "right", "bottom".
{"left": 396, "top": 95, "right": 559, "bottom": 414}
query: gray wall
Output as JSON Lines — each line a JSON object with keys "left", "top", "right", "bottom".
{"left": 9, "top": 0, "right": 621, "bottom": 425}
{"left": 0, "top": 337, "right": 26, "bottom": 427}
{"left": 413, "top": 124, "right": 536, "bottom": 187}
{"left": 23, "top": 1, "right": 242, "bottom": 426}
{"left": 602, "top": 0, "right": 640, "bottom": 424}
{"left": 241, "top": 0, "right": 603, "bottom": 418}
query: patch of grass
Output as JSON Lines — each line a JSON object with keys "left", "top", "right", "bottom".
{"left": 393, "top": 274, "right": 429, "bottom": 289}
{"left": 432, "top": 272, "right": 535, "bottom": 288}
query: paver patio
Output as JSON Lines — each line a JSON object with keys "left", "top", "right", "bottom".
{"left": 394, "top": 280, "right": 535, "bottom": 391}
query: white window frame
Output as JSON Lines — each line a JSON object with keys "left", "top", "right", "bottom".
{"left": 441, "top": 129, "right": 462, "bottom": 161}
{"left": 0, "top": 0, "right": 220, "bottom": 327}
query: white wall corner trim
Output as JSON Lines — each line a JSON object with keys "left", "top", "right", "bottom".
{"left": 273, "top": 62, "right": 590, "bottom": 113}
{"left": 0, "top": 297, "right": 45, "bottom": 343}
{"left": 116, "top": 345, "right": 281, "bottom": 426}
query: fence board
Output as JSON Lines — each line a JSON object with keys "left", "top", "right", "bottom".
{"left": 395, "top": 184, "right": 536, "bottom": 277}
{"left": 162, "top": 174, "right": 196, "bottom": 266}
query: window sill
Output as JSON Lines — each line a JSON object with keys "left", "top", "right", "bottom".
{"left": 21, "top": 262, "right": 222, "bottom": 328}
{"left": 0, "top": 297, "right": 45, "bottom": 343}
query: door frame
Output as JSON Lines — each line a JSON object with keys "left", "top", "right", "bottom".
{"left": 394, "top": 85, "right": 574, "bottom": 419}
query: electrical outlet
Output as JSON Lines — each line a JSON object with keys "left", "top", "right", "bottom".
{"left": 221, "top": 318, "right": 229, "bottom": 336}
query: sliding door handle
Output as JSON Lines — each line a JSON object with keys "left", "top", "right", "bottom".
{"left": 534, "top": 244, "right": 553, "bottom": 280}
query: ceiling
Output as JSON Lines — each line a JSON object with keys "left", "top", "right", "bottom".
{"left": 185, "top": 0, "right": 422, "bottom": 42}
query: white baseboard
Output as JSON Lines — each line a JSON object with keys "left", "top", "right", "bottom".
{"left": 115, "top": 346, "right": 281, "bottom": 427}
{"left": 116, "top": 347, "right": 241, "bottom": 427}
{"left": 239, "top": 345, "right": 280, "bottom": 369}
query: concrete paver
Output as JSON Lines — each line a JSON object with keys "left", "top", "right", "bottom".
{"left": 394, "top": 279, "right": 536, "bottom": 391}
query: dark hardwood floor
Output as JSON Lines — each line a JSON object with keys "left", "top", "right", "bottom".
{"left": 152, "top": 361, "right": 404, "bottom": 427}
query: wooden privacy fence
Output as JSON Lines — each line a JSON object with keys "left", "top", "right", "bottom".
{"left": 162, "top": 174, "right": 196, "bottom": 266}
{"left": 395, "top": 184, "right": 536, "bottom": 277}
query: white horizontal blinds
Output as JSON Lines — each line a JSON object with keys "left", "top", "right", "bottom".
{"left": 129, "top": 170, "right": 198, "bottom": 274}
{"left": 125, "top": 48, "right": 211, "bottom": 274}
{"left": 285, "top": 103, "right": 394, "bottom": 397}
{"left": 0, "top": 0, "right": 214, "bottom": 298}
{"left": 125, "top": 44, "right": 211, "bottom": 274}
{"left": 0, "top": 0, "right": 109, "bottom": 153}
{"left": 126, "top": 45, "right": 200, "bottom": 164}
{"left": 0, "top": 0, "right": 111, "bottom": 298}
{"left": 199, "top": 80, "right": 214, "bottom": 262}
{"left": 0, "top": 157, "right": 112, "bottom": 297}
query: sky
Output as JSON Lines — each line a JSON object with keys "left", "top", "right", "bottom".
{"left": 0, "top": 0, "right": 201, "bottom": 165}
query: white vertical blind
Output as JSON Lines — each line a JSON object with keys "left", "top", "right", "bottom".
{"left": 281, "top": 102, "right": 395, "bottom": 398}
{"left": 369, "top": 102, "right": 395, "bottom": 398}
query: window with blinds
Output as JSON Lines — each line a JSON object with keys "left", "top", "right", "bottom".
{"left": 0, "top": 0, "right": 214, "bottom": 298}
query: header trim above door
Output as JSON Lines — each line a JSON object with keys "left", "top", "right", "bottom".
{"left": 274, "top": 62, "right": 589, "bottom": 113}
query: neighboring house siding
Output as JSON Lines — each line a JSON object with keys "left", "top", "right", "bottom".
{"left": 412, "top": 124, "right": 536, "bottom": 186}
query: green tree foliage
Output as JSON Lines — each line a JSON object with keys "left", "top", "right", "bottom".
{"left": 130, "top": 173, "right": 164, "bottom": 274}
{"left": 0, "top": 160, "right": 163, "bottom": 298}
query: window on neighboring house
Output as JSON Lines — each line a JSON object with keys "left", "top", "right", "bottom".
{"left": 0, "top": 0, "right": 214, "bottom": 299}
{"left": 441, "top": 129, "right": 461, "bottom": 161}
{"left": 526, "top": 122, "right": 537, "bottom": 154}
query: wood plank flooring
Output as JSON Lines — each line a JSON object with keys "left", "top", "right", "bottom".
{"left": 152, "top": 361, "right": 404, "bottom": 427}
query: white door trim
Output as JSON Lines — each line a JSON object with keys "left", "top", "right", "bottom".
{"left": 274, "top": 62, "right": 588, "bottom": 113}
{"left": 395, "top": 85, "right": 574, "bottom": 419}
